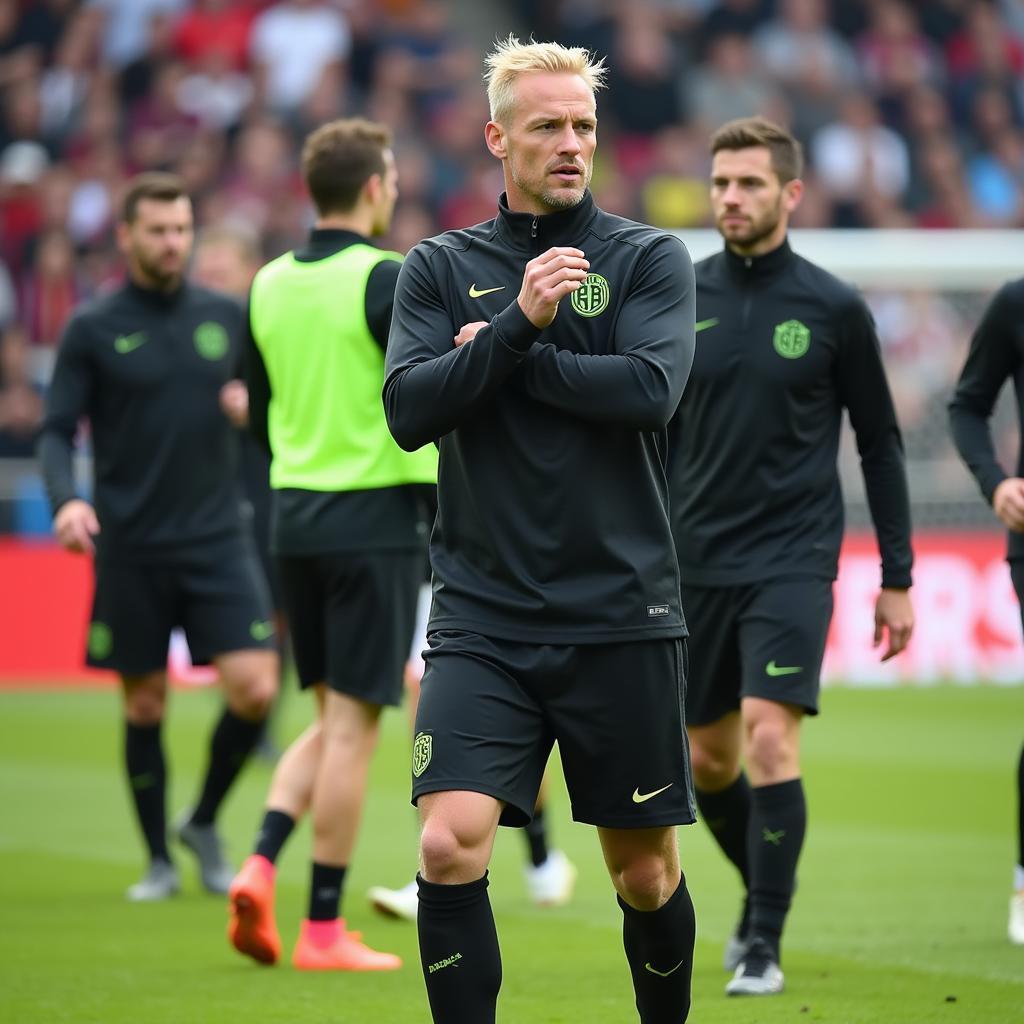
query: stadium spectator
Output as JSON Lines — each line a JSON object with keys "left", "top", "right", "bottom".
{"left": 0, "top": 322, "right": 41, "bottom": 458}
{"left": 667, "top": 116, "right": 914, "bottom": 997}
{"left": 811, "top": 91, "right": 911, "bottom": 226}
{"left": 37, "top": 172, "right": 279, "bottom": 901}
{"left": 949, "top": 276, "right": 1024, "bottom": 948}
{"left": 686, "top": 32, "right": 783, "bottom": 135}
{"left": 227, "top": 117, "right": 435, "bottom": 972}
{"left": 752, "top": 0, "right": 860, "bottom": 138}
{"left": 172, "top": 0, "right": 255, "bottom": 73}
{"left": 249, "top": 0, "right": 351, "bottom": 118}
{"left": 384, "top": 36, "right": 697, "bottom": 1024}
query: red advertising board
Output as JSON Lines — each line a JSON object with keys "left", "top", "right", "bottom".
{"left": 1, "top": 533, "right": 1022, "bottom": 686}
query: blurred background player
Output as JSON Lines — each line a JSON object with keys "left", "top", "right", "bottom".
{"left": 948, "top": 276, "right": 1024, "bottom": 946}
{"left": 226, "top": 118, "right": 436, "bottom": 972}
{"left": 668, "top": 117, "right": 915, "bottom": 995}
{"left": 37, "top": 173, "right": 279, "bottom": 901}
{"left": 191, "top": 224, "right": 289, "bottom": 760}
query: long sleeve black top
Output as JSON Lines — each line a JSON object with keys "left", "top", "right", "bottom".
{"left": 668, "top": 239, "right": 913, "bottom": 589}
{"left": 384, "top": 191, "right": 696, "bottom": 643}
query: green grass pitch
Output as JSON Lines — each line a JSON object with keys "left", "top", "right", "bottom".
{"left": 1, "top": 684, "right": 1021, "bottom": 1023}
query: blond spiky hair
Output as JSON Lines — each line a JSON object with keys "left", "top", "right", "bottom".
{"left": 484, "top": 34, "right": 607, "bottom": 124}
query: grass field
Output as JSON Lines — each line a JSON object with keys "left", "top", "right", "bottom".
{"left": 1, "top": 683, "right": 1022, "bottom": 1023}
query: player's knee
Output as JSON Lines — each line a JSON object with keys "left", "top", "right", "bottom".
{"left": 229, "top": 673, "right": 276, "bottom": 721}
{"left": 124, "top": 691, "right": 165, "bottom": 725}
{"left": 419, "top": 817, "right": 484, "bottom": 882}
{"left": 123, "top": 677, "right": 166, "bottom": 725}
{"left": 614, "top": 853, "right": 677, "bottom": 912}
{"left": 745, "top": 718, "right": 793, "bottom": 778}
{"left": 688, "top": 741, "right": 736, "bottom": 790}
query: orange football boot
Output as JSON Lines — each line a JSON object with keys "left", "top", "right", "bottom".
{"left": 227, "top": 854, "right": 281, "bottom": 965}
{"left": 292, "top": 918, "right": 402, "bottom": 971}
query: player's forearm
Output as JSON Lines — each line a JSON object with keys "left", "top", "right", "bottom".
{"left": 520, "top": 345, "right": 687, "bottom": 429}
{"left": 384, "top": 303, "right": 535, "bottom": 451}
{"left": 37, "top": 430, "right": 79, "bottom": 516}
{"left": 861, "top": 449, "right": 914, "bottom": 588}
{"left": 949, "top": 403, "right": 1007, "bottom": 503}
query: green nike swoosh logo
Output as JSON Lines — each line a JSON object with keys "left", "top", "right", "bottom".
{"left": 766, "top": 660, "right": 802, "bottom": 677}
{"left": 250, "top": 620, "right": 274, "bottom": 642}
{"left": 632, "top": 783, "right": 673, "bottom": 804}
{"left": 114, "top": 331, "right": 146, "bottom": 354}
{"left": 763, "top": 827, "right": 787, "bottom": 846}
{"left": 695, "top": 317, "right": 720, "bottom": 333}
{"left": 645, "top": 959, "right": 685, "bottom": 977}
{"left": 468, "top": 283, "right": 505, "bottom": 298}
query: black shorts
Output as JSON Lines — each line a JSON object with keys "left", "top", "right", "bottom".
{"left": 411, "top": 630, "right": 697, "bottom": 829}
{"left": 277, "top": 550, "right": 421, "bottom": 706}
{"left": 682, "top": 578, "right": 833, "bottom": 725}
{"left": 87, "top": 536, "right": 275, "bottom": 675}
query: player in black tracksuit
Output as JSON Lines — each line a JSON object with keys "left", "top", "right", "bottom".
{"left": 385, "top": 39, "right": 697, "bottom": 1024}
{"left": 948, "top": 277, "right": 1024, "bottom": 945}
{"left": 667, "top": 118, "right": 914, "bottom": 997}
{"left": 37, "top": 174, "right": 277, "bottom": 903}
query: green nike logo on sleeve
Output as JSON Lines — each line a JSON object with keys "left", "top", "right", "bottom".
{"left": 694, "top": 317, "right": 720, "bottom": 333}
{"left": 644, "top": 959, "right": 686, "bottom": 977}
{"left": 766, "top": 660, "right": 803, "bottom": 677}
{"left": 114, "top": 331, "right": 147, "bottom": 354}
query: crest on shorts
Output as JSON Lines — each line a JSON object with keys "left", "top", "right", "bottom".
{"left": 88, "top": 622, "right": 112, "bottom": 659}
{"left": 570, "top": 273, "right": 610, "bottom": 317}
{"left": 772, "top": 319, "right": 810, "bottom": 359}
{"left": 194, "top": 321, "right": 229, "bottom": 361}
{"left": 412, "top": 731, "right": 433, "bottom": 778}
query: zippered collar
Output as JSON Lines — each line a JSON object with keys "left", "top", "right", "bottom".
{"left": 722, "top": 237, "right": 795, "bottom": 282}
{"left": 125, "top": 278, "right": 187, "bottom": 308}
{"left": 495, "top": 190, "right": 599, "bottom": 253}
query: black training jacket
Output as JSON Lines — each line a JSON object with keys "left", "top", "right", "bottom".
{"left": 384, "top": 190, "right": 696, "bottom": 643}
{"left": 949, "top": 277, "right": 1024, "bottom": 561}
{"left": 38, "top": 280, "right": 246, "bottom": 561}
{"left": 668, "top": 239, "right": 913, "bottom": 589}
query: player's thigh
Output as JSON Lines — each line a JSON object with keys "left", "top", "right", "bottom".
{"left": 738, "top": 577, "right": 833, "bottom": 716}
{"left": 680, "top": 583, "right": 742, "bottom": 726}
{"left": 180, "top": 537, "right": 276, "bottom": 663}
{"left": 88, "top": 560, "right": 175, "bottom": 675}
{"left": 555, "top": 639, "right": 696, "bottom": 829}
{"left": 412, "top": 630, "right": 550, "bottom": 828}
{"left": 317, "top": 551, "right": 421, "bottom": 707}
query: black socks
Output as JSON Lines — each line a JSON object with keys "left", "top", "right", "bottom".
{"left": 309, "top": 862, "right": 347, "bottom": 921}
{"left": 619, "top": 874, "right": 696, "bottom": 1023}
{"left": 523, "top": 805, "right": 550, "bottom": 868}
{"left": 417, "top": 873, "right": 501, "bottom": 1024}
{"left": 190, "top": 707, "right": 265, "bottom": 826}
{"left": 254, "top": 808, "right": 296, "bottom": 864}
{"left": 748, "top": 778, "right": 806, "bottom": 960}
{"left": 124, "top": 720, "right": 169, "bottom": 862}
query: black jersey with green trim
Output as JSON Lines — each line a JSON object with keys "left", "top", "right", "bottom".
{"left": 949, "top": 277, "right": 1024, "bottom": 560}
{"left": 384, "top": 190, "right": 696, "bottom": 644}
{"left": 39, "top": 280, "right": 246, "bottom": 560}
{"left": 667, "top": 239, "right": 913, "bottom": 589}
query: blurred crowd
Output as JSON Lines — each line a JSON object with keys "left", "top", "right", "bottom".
{"left": 0, "top": 0, "right": 1022, "bottom": 479}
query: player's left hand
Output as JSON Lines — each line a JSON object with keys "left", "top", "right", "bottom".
{"left": 874, "top": 587, "right": 914, "bottom": 661}
{"left": 219, "top": 379, "right": 249, "bottom": 427}
{"left": 454, "top": 321, "right": 488, "bottom": 347}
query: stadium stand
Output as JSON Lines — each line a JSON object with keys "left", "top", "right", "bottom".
{"left": 1, "top": 0, "right": 1022, "bottom": 577}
